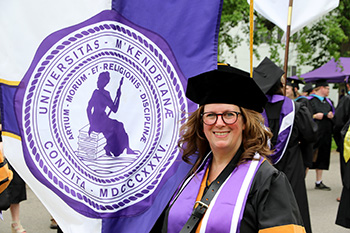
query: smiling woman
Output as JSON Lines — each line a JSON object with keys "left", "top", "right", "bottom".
{"left": 151, "top": 64, "right": 307, "bottom": 233}
{"left": 202, "top": 103, "right": 245, "bottom": 170}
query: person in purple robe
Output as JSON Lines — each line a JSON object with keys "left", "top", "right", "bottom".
{"left": 253, "top": 58, "right": 317, "bottom": 233}
{"left": 151, "top": 64, "right": 306, "bottom": 233}
{"left": 87, "top": 71, "right": 136, "bottom": 157}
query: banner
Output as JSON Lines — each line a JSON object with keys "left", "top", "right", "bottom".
{"left": 0, "top": 1, "right": 222, "bottom": 232}
{"left": 249, "top": 0, "right": 339, "bottom": 41}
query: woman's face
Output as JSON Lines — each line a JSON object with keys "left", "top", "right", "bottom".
{"left": 203, "top": 103, "right": 245, "bottom": 154}
{"left": 285, "top": 85, "right": 294, "bottom": 99}
{"left": 320, "top": 85, "right": 330, "bottom": 97}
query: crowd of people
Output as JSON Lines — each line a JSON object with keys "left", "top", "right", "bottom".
{"left": 1, "top": 58, "right": 350, "bottom": 232}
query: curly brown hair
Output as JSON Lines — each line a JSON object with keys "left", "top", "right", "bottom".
{"left": 178, "top": 105, "right": 272, "bottom": 173}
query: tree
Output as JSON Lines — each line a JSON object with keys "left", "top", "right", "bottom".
{"left": 296, "top": 0, "right": 350, "bottom": 69}
{"left": 219, "top": 0, "right": 350, "bottom": 72}
{"left": 219, "top": 0, "right": 249, "bottom": 56}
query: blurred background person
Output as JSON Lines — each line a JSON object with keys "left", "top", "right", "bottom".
{"left": 308, "top": 80, "right": 334, "bottom": 191}
{"left": 301, "top": 83, "right": 315, "bottom": 97}
{"left": 286, "top": 79, "right": 316, "bottom": 173}
{"left": 334, "top": 78, "right": 350, "bottom": 227}
{"left": 0, "top": 111, "right": 27, "bottom": 233}
{"left": 253, "top": 57, "right": 317, "bottom": 233}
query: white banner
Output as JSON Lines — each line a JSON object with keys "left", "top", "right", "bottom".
{"left": 0, "top": 2, "right": 111, "bottom": 232}
{"left": 249, "top": 0, "right": 339, "bottom": 41}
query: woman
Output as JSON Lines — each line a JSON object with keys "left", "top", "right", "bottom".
{"left": 152, "top": 64, "right": 306, "bottom": 233}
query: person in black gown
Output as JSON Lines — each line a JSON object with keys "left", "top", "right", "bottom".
{"left": 253, "top": 57, "right": 317, "bottom": 233}
{"left": 308, "top": 80, "right": 334, "bottom": 191}
{"left": 334, "top": 78, "right": 350, "bottom": 228}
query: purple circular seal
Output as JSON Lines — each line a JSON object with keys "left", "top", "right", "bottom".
{"left": 17, "top": 10, "right": 188, "bottom": 217}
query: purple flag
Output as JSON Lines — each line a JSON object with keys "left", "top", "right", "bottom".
{"left": 0, "top": 1, "right": 222, "bottom": 232}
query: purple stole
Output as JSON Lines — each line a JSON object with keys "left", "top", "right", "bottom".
{"left": 262, "top": 95, "right": 295, "bottom": 164}
{"left": 308, "top": 94, "right": 335, "bottom": 114}
{"left": 167, "top": 153, "right": 264, "bottom": 233}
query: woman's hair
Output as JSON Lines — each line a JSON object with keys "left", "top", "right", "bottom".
{"left": 240, "top": 107, "right": 272, "bottom": 162}
{"left": 266, "top": 79, "right": 284, "bottom": 96}
{"left": 178, "top": 105, "right": 273, "bottom": 172}
{"left": 178, "top": 106, "right": 209, "bottom": 171}
{"left": 313, "top": 86, "right": 321, "bottom": 92}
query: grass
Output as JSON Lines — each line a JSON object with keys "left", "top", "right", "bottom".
{"left": 331, "top": 137, "right": 338, "bottom": 151}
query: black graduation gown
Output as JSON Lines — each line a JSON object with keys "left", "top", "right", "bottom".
{"left": 296, "top": 97, "right": 316, "bottom": 168}
{"left": 151, "top": 158, "right": 306, "bottom": 233}
{"left": 336, "top": 161, "right": 350, "bottom": 228}
{"left": 265, "top": 100, "right": 316, "bottom": 233}
{"left": 334, "top": 95, "right": 350, "bottom": 228}
{"left": 296, "top": 96, "right": 313, "bottom": 114}
{"left": 309, "top": 96, "right": 334, "bottom": 170}
{"left": 240, "top": 161, "right": 306, "bottom": 233}
{"left": 333, "top": 95, "right": 350, "bottom": 181}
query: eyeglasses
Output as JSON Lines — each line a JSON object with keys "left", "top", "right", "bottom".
{"left": 201, "top": 111, "right": 241, "bottom": 125}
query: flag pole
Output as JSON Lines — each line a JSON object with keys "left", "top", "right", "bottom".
{"left": 249, "top": 0, "right": 254, "bottom": 78}
{"left": 283, "top": 0, "right": 293, "bottom": 94}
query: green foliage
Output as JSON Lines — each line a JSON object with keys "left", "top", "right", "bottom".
{"left": 296, "top": 0, "right": 350, "bottom": 69}
{"left": 219, "top": 0, "right": 350, "bottom": 69}
{"left": 219, "top": 0, "right": 249, "bottom": 56}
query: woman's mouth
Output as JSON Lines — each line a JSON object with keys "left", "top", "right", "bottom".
{"left": 214, "top": 131, "right": 229, "bottom": 136}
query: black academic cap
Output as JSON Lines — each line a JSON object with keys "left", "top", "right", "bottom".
{"left": 252, "top": 57, "right": 285, "bottom": 94}
{"left": 314, "top": 79, "right": 329, "bottom": 87}
{"left": 302, "top": 83, "right": 314, "bottom": 93}
{"left": 186, "top": 64, "right": 267, "bottom": 113}
{"left": 286, "top": 78, "right": 303, "bottom": 89}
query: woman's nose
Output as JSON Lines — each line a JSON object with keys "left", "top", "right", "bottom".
{"left": 215, "top": 115, "right": 226, "bottom": 126}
